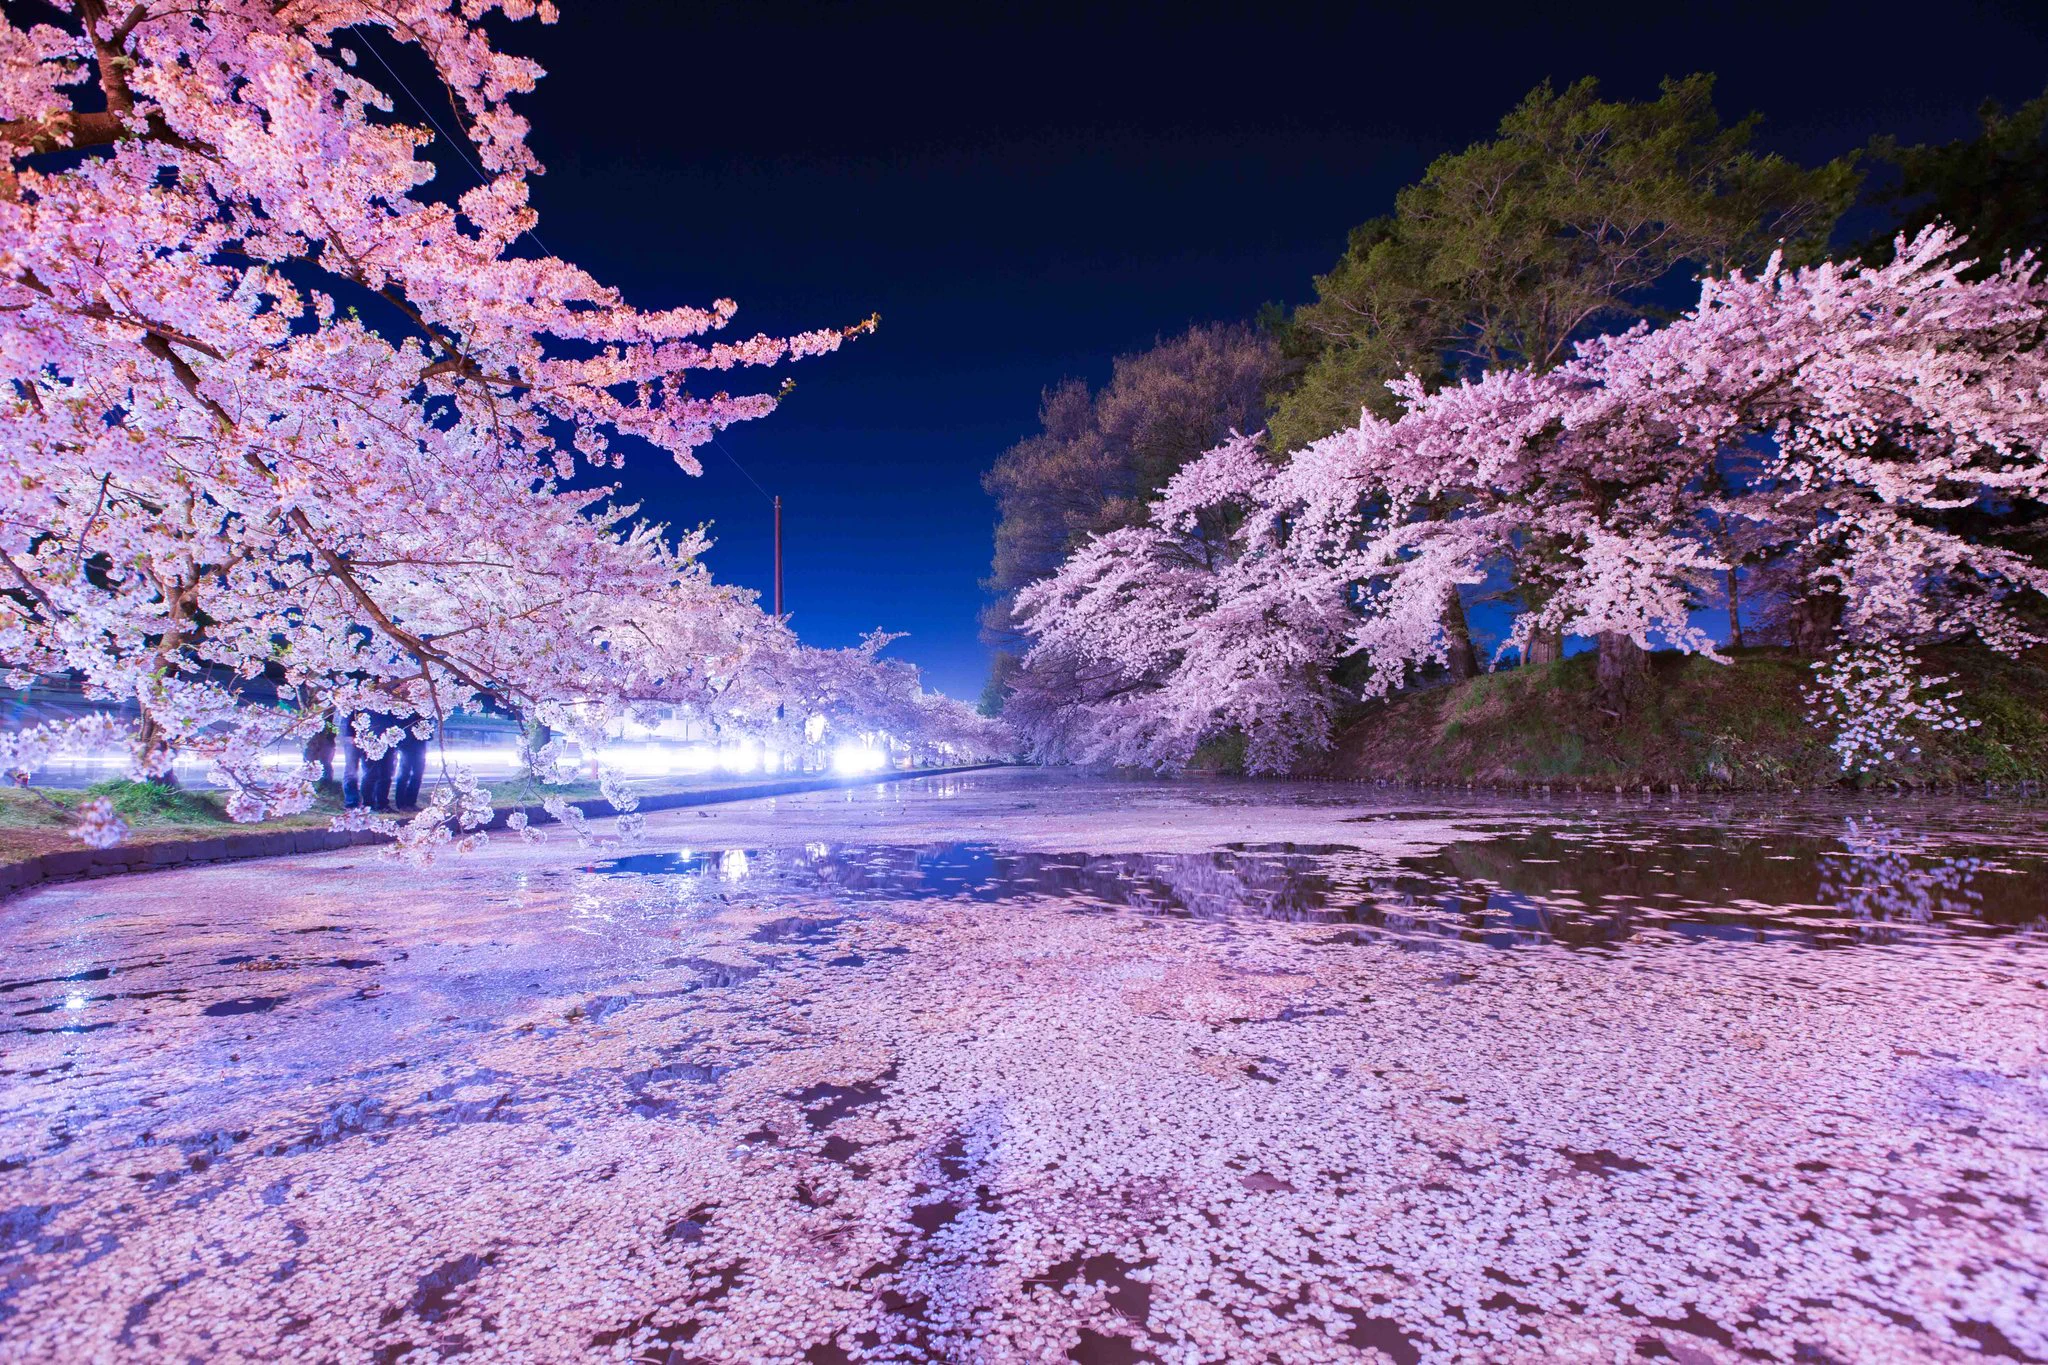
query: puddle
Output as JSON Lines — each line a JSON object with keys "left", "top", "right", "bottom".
{"left": 201, "top": 997, "right": 287, "bottom": 1017}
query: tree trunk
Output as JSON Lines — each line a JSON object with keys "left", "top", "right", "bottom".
{"left": 1442, "top": 590, "right": 1479, "bottom": 682}
{"left": 1789, "top": 591, "right": 1843, "bottom": 657}
{"left": 1595, "top": 631, "right": 1651, "bottom": 707}
{"left": 132, "top": 712, "right": 180, "bottom": 787}
{"left": 1726, "top": 568, "right": 1744, "bottom": 650}
{"left": 520, "top": 717, "right": 556, "bottom": 775}
{"left": 1525, "top": 629, "right": 1565, "bottom": 667}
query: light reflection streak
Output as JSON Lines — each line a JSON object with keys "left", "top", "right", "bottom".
{"left": 43, "top": 738, "right": 819, "bottom": 788}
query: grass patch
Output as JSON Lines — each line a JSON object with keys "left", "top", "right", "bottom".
{"left": 84, "top": 777, "right": 231, "bottom": 824}
{"left": 0, "top": 764, "right": 951, "bottom": 874}
{"left": 0, "top": 779, "right": 346, "bottom": 866}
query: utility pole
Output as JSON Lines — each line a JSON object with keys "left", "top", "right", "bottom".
{"left": 773, "top": 495, "right": 783, "bottom": 618}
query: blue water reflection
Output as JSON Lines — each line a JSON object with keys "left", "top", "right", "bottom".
{"left": 587, "top": 814, "right": 2047, "bottom": 951}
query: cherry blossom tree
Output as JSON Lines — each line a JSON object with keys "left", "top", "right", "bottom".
{"left": 1012, "top": 227, "right": 2048, "bottom": 773}
{"left": 0, "top": 1, "right": 876, "bottom": 847}
{"left": 695, "top": 628, "right": 1012, "bottom": 773}
{"left": 1011, "top": 434, "right": 1354, "bottom": 773}
{"left": 1265, "top": 225, "right": 2048, "bottom": 708}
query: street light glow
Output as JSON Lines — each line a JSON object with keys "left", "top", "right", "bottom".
{"left": 831, "top": 743, "right": 885, "bottom": 775}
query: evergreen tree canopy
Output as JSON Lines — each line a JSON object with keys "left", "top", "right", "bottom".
{"left": 1269, "top": 74, "right": 1859, "bottom": 448}
{"left": 1868, "top": 87, "right": 2048, "bottom": 272}
{"left": 980, "top": 323, "right": 1279, "bottom": 659}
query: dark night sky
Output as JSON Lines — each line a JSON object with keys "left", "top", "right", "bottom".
{"left": 480, "top": 0, "right": 2048, "bottom": 700}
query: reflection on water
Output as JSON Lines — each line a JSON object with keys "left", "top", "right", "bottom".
{"left": 2, "top": 775, "right": 2045, "bottom": 1364}
{"left": 590, "top": 813, "right": 2047, "bottom": 949}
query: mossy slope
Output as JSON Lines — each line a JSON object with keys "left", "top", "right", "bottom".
{"left": 1311, "top": 646, "right": 2048, "bottom": 790}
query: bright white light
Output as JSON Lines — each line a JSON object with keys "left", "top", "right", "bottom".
{"left": 719, "top": 848, "right": 750, "bottom": 882}
{"left": 262, "top": 743, "right": 524, "bottom": 774}
{"left": 86, "top": 725, "right": 826, "bottom": 790}
{"left": 599, "top": 743, "right": 675, "bottom": 778}
{"left": 831, "top": 743, "right": 885, "bottom": 775}
{"left": 675, "top": 744, "right": 719, "bottom": 775}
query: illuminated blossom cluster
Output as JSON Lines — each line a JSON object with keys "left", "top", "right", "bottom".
{"left": 1014, "top": 228, "right": 2048, "bottom": 772}
{"left": 0, "top": 2, "right": 1013, "bottom": 848}
{"left": 715, "top": 628, "right": 1014, "bottom": 771}
{"left": 1010, "top": 434, "right": 1353, "bottom": 772}
{"left": 68, "top": 793, "right": 126, "bottom": 847}
{"left": 0, "top": 712, "right": 126, "bottom": 782}
{"left": 1803, "top": 642, "right": 1980, "bottom": 774}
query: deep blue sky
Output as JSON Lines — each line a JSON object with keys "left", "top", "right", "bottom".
{"left": 483, "top": 0, "right": 2048, "bottom": 700}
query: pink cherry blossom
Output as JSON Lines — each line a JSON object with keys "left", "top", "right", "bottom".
{"left": 1, "top": 2, "right": 1000, "bottom": 847}
{"left": 1012, "top": 228, "right": 2048, "bottom": 772}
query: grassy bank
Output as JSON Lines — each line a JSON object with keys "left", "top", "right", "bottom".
{"left": 0, "top": 769, "right": 855, "bottom": 867}
{"left": 0, "top": 780, "right": 340, "bottom": 866}
{"left": 1304, "top": 645, "right": 2048, "bottom": 791}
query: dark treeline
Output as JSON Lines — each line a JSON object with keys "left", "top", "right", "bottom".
{"left": 978, "top": 76, "right": 2048, "bottom": 714}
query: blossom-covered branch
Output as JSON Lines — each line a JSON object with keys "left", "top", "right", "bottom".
{"left": 1011, "top": 228, "right": 2048, "bottom": 773}
{"left": 0, "top": 1, "right": 888, "bottom": 848}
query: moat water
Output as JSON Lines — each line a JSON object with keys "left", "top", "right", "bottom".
{"left": 2, "top": 770, "right": 2042, "bottom": 1362}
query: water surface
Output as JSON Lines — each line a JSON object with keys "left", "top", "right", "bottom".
{"left": 2, "top": 771, "right": 2043, "bottom": 1363}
